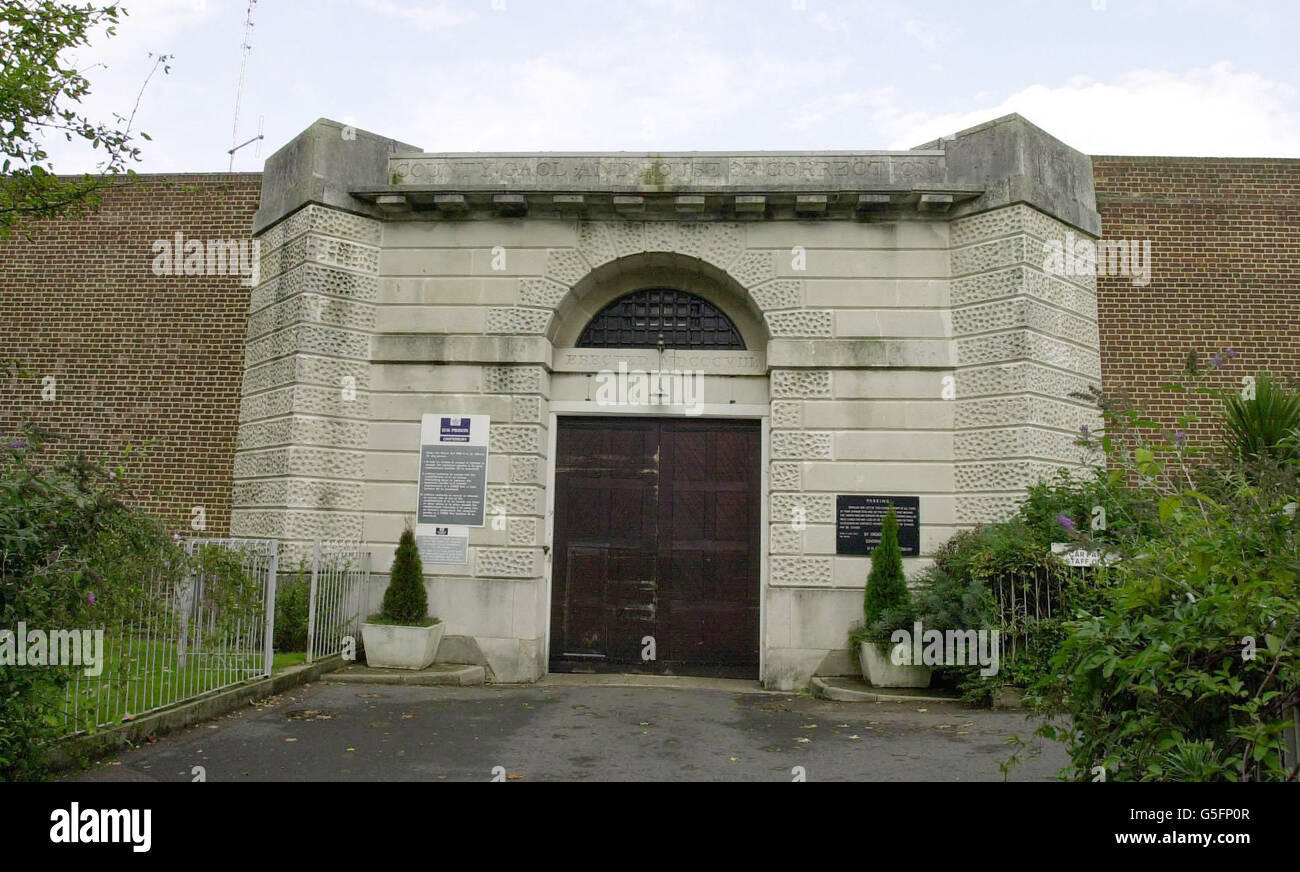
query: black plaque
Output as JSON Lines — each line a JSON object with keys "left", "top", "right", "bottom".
{"left": 416, "top": 443, "right": 488, "bottom": 527}
{"left": 836, "top": 495, "right": 920, "bottom": 556}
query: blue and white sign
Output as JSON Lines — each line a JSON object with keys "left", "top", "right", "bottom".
{"left": 439, "top": 416, "right": 472, "bottom": 442}
{"left": 416, "top": 413, "right": 490, "bottom": 535}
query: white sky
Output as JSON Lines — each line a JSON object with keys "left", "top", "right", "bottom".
{"left": 37, "top": 0, "right": 1300, "bottom": 173}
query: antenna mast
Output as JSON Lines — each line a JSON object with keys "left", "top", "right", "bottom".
{"left": 228, "top": 0, "right": 259, "bottom": 171}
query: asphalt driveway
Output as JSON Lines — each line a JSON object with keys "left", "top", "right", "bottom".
{"left": 72, "top": 678, "right": 1067, "bottom": 782}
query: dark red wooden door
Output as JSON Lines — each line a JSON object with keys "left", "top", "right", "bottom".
{"left": 551, "top": 417, "right": 760, "bottom": 676}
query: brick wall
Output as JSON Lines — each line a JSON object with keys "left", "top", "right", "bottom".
{"left": 1092, "top": 156, "right": 1300, "bottom": 442}
{"left": 0, "top": 174, "right": 261, "bottom": 536}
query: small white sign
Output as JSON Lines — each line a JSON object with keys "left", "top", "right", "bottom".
{"left": 417, "top": 526, "right": 469, "bottom": 565}
{"left": 1051, "top": 542, "right": 1119, "bottom": 567}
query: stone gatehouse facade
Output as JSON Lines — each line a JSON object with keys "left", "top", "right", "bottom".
{"left": 230, "top": 113, "right": 1105, "bottom": 688}
{"left": 3, "top": 124, "right": 1293, "bottom": 691}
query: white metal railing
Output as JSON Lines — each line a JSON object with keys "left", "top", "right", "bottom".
{"left": 307, "top": 540, "right": 370, "bottom": 663}
{"left": 61, "top": 538, "right": 277, "bottom": 735}
{"left": 993, "top": 552, "right": 1107, "bottom": 668}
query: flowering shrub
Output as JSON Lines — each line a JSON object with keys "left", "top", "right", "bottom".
{"left": 1031, "top": 358, "right": 1300, "bottom": 781}
{"left": 0, "top": 426, "right": 201, "bottom": 779}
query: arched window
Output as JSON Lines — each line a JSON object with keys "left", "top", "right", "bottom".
{"left": 576, "top": 288, "right": 746, "bottom": 350}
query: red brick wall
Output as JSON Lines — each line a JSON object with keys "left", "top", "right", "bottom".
{"left": 1092, "top": 156, "right": 1300, "bottom": 441}
{"left": 0, "top": 174, "right": 261, "bottom": 536}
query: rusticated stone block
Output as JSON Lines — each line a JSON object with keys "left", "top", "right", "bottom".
{"left": 771, "top": 556, "right": 833, "bottom": 587}
{"left": 770, "top": 370, "right": 831, "bottom": 399}
{"left": 771, "top": 430, "right": 832, "bottom": 459}
{"left": 770, "top": 493, "right": 834, "bottom": 524}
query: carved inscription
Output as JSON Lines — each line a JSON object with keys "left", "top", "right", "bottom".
{"left": 389, "top": 154, "right": 943, "bottom": 189}
{"left": 552, "top": 348, "right": 764, "bottom": 375}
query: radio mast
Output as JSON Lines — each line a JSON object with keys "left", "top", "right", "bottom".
{"left": 228, "top": 0, "right": 262, "bottom": 171}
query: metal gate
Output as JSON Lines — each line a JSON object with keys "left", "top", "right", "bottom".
{"left": 306, "top": 540, "right": 371, "bottom": 663}
{"left": 62, "top": 537, "right": 278, "bottom": 735}
{"left": 182, "top": 537, "right": 279, "bottom": 678}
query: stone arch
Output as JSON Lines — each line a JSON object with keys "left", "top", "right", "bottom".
{"left": 549, "top": 252, "right": 770, "bottom": 356}
{"left": 528, "top": 219, "right": 809, "bottom": 355}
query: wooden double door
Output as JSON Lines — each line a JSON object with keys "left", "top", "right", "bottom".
{"left": 550, "top": 417, "right": 761, "bottom": 677}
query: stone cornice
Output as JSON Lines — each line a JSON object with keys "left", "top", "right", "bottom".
{"left": 351, "top": 186, "right": 982, "bottom": 220}
{"left": 354, "top": 152, "right": 984, "bottom": 219}
{"left": 387, "top": 151, "right": 946, "bottom": 189}
{"left": 255, "top": 114, "right": 1102, "bottom": 234}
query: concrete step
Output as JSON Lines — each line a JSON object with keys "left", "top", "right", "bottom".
{"left": 321, "top": 662, "right": 486, "bottom": 686}
{"left": 810, "top": 675, "right": 961, "bottom": 704}
{"left": 541, "top": 672, "right": 786, "bottom": 694}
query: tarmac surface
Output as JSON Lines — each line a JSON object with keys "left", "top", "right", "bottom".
{"left": 71, "top": 676, "right": 1069, "bottom": 782}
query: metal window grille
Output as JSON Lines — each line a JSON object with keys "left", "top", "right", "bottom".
{"left": 576, "top": 288, "right": 746, "bottom": 350}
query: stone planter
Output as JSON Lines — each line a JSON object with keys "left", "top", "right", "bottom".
{"left": 859, "top": 642, "right": 932, "bottom": 688}
{"left": 361, "top": 621, "right": 444, "bottom": 670}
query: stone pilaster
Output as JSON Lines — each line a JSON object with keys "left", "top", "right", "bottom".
{"left": 231, "top": 204, "right": 381, "bottom": 559}
{"left": 949, "top": 204, "right": 1104, "bottom": 523}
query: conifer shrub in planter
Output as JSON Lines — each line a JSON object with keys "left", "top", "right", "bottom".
{"left": 848, "top": 507, "right": 932, "bottom": 688}
{"left": 361, "top": 527, "right": 442, "bottom": 669}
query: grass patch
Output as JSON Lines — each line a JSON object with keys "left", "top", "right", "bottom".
{"left": 273, "top": 651, "right": 307, "bottom": 672}
{"left": 58, "top": 635, "right": 289, "bottom": 734}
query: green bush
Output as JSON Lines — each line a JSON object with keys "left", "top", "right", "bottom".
{"left": 906, "top": 563, "right": 997, "bottom": 698}
{"left": 1030, "top": 358, "right": 1300, "bottom": 781}
{"left": 912, "top": 524, "right": 1081, "bottom": 702}
{"left": 1221, "top": 371, "right": 1300, "bottom": 463}
{"left": 0, "top": 428, "right": 178, "bottom": 780}
{"left": 1034, "top": 463, "right": 1299, "bottom": 780}
{"left": 910, "top": 563, "right": 994, "bottom": 636}
{"left": 1019, "top": 466, "right": 1158, "bottom": 545}
{"left": 274, "top": 565, "right": 310, "bottom": 653}
{"left": 378, "top": 527, "right": 429, "bottom": 625}
{"left": 855, "top": 507, "right": 911, "bottom": 644}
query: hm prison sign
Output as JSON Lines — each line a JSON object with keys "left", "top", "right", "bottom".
{"left": 388, "top": 153, "right": 946, "bottom": 190}
{"left": 415, "top": 414, "right": 489, "bottom": 528}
